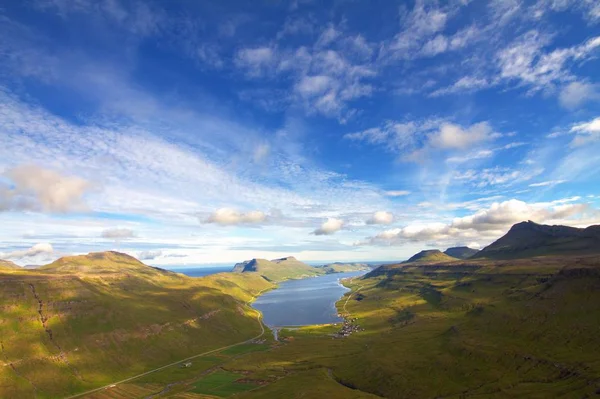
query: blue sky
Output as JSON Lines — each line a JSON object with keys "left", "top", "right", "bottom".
{"left": 1, "top": 0, "right": 600, "bottom": 266}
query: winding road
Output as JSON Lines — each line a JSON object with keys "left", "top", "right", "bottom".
{"left": 64, "top": 288, "right": 269, "bottom": 399}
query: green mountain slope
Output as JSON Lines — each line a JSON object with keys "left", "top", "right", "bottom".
{"left": 443, "top": 246, "right": 479, "bottom": 259}
{"left": 473, "top": 221, "right": 600, "bottom": 259}
{"left": 0, "top": 251, "right": 273, "bottom": 399}
{"left": 232, "top": 256, "right": 322, "bottom": 282}
{"left": 213, "top": 255, "right": 600, "bottom": 399}
{"left": 405, "top": 249, "right": 458, "bottom": 263}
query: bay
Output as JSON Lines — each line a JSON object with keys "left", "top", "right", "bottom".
{"left": 252, "top": 271, "right": 366, "bottom": 327}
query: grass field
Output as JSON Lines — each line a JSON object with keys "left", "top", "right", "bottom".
{"left": 191, "top": 370, "right": 257, "bottom": 396}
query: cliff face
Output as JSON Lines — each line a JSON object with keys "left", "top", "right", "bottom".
{"left": 474, "top": 221, "right": 600, "bottom": 259}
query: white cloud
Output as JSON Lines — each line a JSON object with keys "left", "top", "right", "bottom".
{"left": 360, "top": 198, "right": 596, "bottom": 246}
{"left": 384, "top": 190, "right": 411, "bottom": 197}
{"left": 367, "top": 211, "right": 394, "bottom": 225}
{"left": 570, "top": 116, "right": 600, "bottom": 146}
{"left": 0, "top": 243, "right": 54, "bottom": 260}
{"left": 497, "top": 31, "right": 600, "bottom": 93}
{"left": 205, "top": 208, "right": 267, "bottom": 226}
{"left": 430, "top": 122, "right": 494, "bottom": 150}
{"left": 235, "top": 47, "right": 276, "bottom": 76}
{"left": 313, "top": 218, "right": 344, "bottom": 235}
{"left": 1, "top": 165, "right": 90, "bottom": 213}
{"left": 296, "top": 75, "right": 333, "bottom": 97}
{"left": 137, "top": 250, "right": 162, "bottom": 260}
{"left": 559, "top": 81, "right": 598, "bottom": 109}
{"left": 101, "top": 228, "right": 135, "bottom": 239}
{"left": 529, "top": 180, "right": 566, "bottom": 187}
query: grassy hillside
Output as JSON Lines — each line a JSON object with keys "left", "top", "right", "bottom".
{"left": 0, "top": 252, "right": 273, "bottom": 399}
{"left": 405, "top": 249, "right": 458, "bottom": 263}
{"left": 0, "top": 259, "right": 20, "bottom": 270}
{"left": 319, "top": 262, "right": 371, "bottom": 274}
{"left": 135, "top": 254, "right": 598, "bottom": 399}
{"left": 443, "top": 246, "right": 479, "bottom": 259}
{"left": 232, "top": 256, "right": 322, "bottom": 282}
{"left": 474, "top": 221, "right": 600, "bottom": 259}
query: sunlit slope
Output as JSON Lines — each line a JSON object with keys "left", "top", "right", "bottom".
{"left": 232, "top": 256, "right": 322, "bottom": 282}
{"left": 215, "top": 255, "right": 600, "bottom": 399}
{"left": 0, "top": 252, "right": 273, "bottom": 399}
{"left": 0, "top": 259, "right": 20, "bottom": 270}
{"left": 405, "top": 249, "right": 458, "bottom": 263}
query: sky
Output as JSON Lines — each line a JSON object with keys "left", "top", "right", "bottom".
{"left": 1, "top": 0, "right": 600, "bottom": 266}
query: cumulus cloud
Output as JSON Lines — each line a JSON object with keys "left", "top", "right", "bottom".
{"left": 101, "top": 228, "right": 136, "bottom": 239}
{"left": 312, "top": 218, "right": 344, "bottom": 235}
{"left": 430, "top": 122, "right": 494, "bottom": 150}
{"left": 1, "top": 243, "right": 54, "bottom": 260}
{"left": 359, "top": 199, "right": 594, "bottom": 246}
{"left": 0, "top": 165, "right": 90, "bottom": 213}
{"left": 366, "top": 211, "right": 394, "bottom": 225}
{"left": 205, "top": 208, "right": 267, "bottom": 225}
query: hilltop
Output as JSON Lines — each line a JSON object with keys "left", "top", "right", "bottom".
{"left": 38, "top": 251, "right": 175, "bottom": 278}
{"left": 0, "top": 259, "right": 20, "bottom": 270}
{"left": 232, "top": 256, "right": 322, "bottom": 282}
{"left": 404, "top": 249, "right": 458, "bottom": 263}
{"left": 473, "top": 221, "right": 600, "bottom": 259}
{"left": 443, "top": 246, "right": 479, "bottom": 259}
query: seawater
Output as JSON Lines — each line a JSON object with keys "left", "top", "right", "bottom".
{"left": 252, "top": 271, "right": 366, "bottom": 327}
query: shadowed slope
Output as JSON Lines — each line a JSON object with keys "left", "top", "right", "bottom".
{"left": 443, "top": 246, "right": 479, "bottom": 259}
{"left": 474, "top": 221, "right": 600, "bottom": 259}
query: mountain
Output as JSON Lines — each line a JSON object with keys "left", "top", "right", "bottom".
{"left": 0, "top": 259, "right": 20, "bottom": 269}
{"left": 232, "top": 256, "right": 322, "bottom": 281}
{"left": 473, "top": 221, "right": 600, "bottom": 259}
{"left": 444, "top": 246, "right": 479, "bottom": 259}
{"left": 405, "top": 249, "right": 458, "bottom": 263}
{"left": 318, "top": 262, "right": 371, "bottom": 274}
{"left": 38, "top": 251, "right": 175, "bottom": 278}
{"left": 0, "top": 251, "right": 273, "bottom": 398}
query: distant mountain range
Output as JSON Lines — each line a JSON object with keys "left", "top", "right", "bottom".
{"left": 232, "top": 256, "right": 322, "bottom": 282}
{"left": 316, "top": 262, "right": 371, "bottom": 274}
{"left": 397, "top": 221, "right": 600, "bottom": 265}
{"left": 473, "top": 220, "right": 600, "bottom": 259}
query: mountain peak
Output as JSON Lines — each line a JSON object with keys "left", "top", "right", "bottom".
{"left": 474, "top": 221, "right": 600, "bottom": 259}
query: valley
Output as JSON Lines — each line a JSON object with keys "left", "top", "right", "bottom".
{"left": 1, "top": 223, "right": 600, "bottom": 398}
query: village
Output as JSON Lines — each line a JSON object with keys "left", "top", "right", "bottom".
{"left": 333, "top": 315, "right": 363, "bottom": 338}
